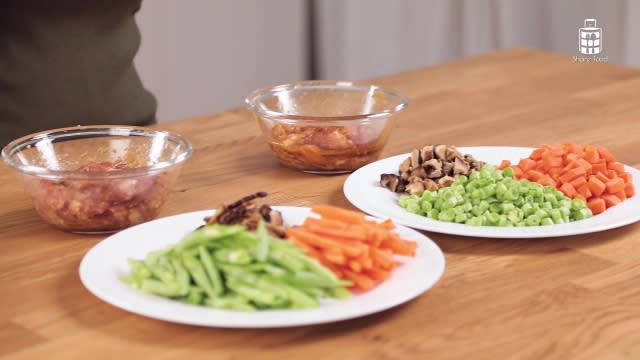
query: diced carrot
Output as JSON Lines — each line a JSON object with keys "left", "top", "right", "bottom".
{"left": 559, "top": 182, "right": 577, "bottom": 198}
{"left": 514, "top": 166, "right": 523, "bottom": 178}
{"left": 574, "top": 194, "right": 587, "bottom": 202}
{"left": 591, "top": 161, "right": 607, "bottom": 175}
{"left": 530, "top": 148, "right": 545, "bottom": 160}
{"left": 587, "top": 176, "right": 607, "bottom": 197}
{"left": 595, "top": 172, "right": 610, "bottom": 184}
{"left": 607, "top": 162, "right": 625, "bottom": 175}
{"left": 597, "top": 146, "right": 616, "bottom": 162}
{"left": 587, "top": 198, "right": 607, "bottom": 214}
{"left": 565, "top": 153, "right": 579, "bottom": 164}
{"left": 545, "top": 156, "right": 564, "bottom": 168}
{"left": 625, "top": 182, "right": 635, "bottom": 197}
{"left": 614, "top": 190, "right": 627, "bottom": 201}
{"left": 570, "top": 176, "right": 587, "bottom": 189}
{"left": 577, "top": 184, "right": 592, "bottom": 199}
{"left": 583, "top": 146, "right": 600, "bottom": 163}
{"left": 519, "top": 158, "right": 537, "bottom": 172}
{"left": 602, "top": 194, "right": 621, "bottom": 207}
{"left": 548, "top": 167, "right": 563, "bottom": 180}
{"left": 538, "top": 175, "right": 556, "bottom": 187}
{"left": 620, "top": 172, "right": 632, "bottom": 183}
{"left": 576, "top": 158, "right": 593, "bottom": 175}
{"left": 558, "top": 166, "right": 586, "bottom": 184}
{"left": 499, "top": 160, "right": 512, "bottom": 169}
{"left": 527, "top": 170, "right": 545, "bottom": 182}
{"left": 605, "top": 177, "right": 625, "bottom": 194}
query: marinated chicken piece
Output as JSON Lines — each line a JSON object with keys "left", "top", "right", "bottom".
{"left": 269, "top": 124, "right": 388, "bottom": 172}
{"left": 204, "top": 192, "right": 287, "bottom": 238}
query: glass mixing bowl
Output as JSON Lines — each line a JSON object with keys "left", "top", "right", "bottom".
{"left": 2, "top": 126, "right": 193, "bottom": 233}
{"left": 246, "top": 80, "right": 409, "bottom": 174}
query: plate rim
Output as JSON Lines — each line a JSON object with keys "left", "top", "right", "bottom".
{"left": 79, "top": 206, "right": 446, "bottom": 328}
{"left": 344, "top": 146, "right": 640, "bottom": 238}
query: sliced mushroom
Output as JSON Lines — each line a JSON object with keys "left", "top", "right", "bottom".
{"left": 442, "top": 161, "right": 454, "bottom": 176}
{"left": 420, "top": 145, "right": 434, "bottom": 161}
{"left": 399, "top": 157, "right": 411, "bottom": 173}
{"left": 437, "top": 176, "right": 456, "bottom": 188}
{"left": 423, "top": 158, "right": 443, "bottom": 178}
{"left": 410, "top": 167, "right": 427, "bottom": 178}
{"left": 433, "top": 144, "right": 447, "bottom": 160}
{"left": 423, "top": 178, "right": 439, "bottom": 192}
{"left": 405, "top": 181, "right": 425, "bottom": 195}
{"left": 380, "top": 173, "right": 401, "bottom": 192}
{"left": 444, "top": 146, "right": 462, "bottom": 161}
{"left": 410, "top": 149, "right": 421, "bottom": 168}
{"left": 453, "top": 157, "right": 470, "bottom": 175}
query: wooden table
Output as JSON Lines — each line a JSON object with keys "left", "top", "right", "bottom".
{"left": 2, "top": 48, "right": 640, "bottom": 359}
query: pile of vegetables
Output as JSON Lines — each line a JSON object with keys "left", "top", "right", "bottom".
{"left": 121, "top": 222, "right": 351, "bottom": 311}
{"left": 400, "top": 165, "right": 592, "bottom": 226}
{"left": 286, "top": 205, "right": 417, "bottom": 291}
{"left": 499, "top": 143, "right": 634, "bottom": 214}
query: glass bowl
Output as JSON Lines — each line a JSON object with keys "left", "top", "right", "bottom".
{"left": 246, "top": 80, "right": 409, "bottom": 174}
{"left": 1, "top": 126, "right": 193, "bottom": 233}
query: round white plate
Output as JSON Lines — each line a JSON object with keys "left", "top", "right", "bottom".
{"left": 79, "top": 206, "right": 445, "bottom": 328}
{"left": 344, "top": 147, "right": 640, "bottom": 238}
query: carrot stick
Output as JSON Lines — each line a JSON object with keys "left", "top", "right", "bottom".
{"left": 286, "top": 228, "right": 363, "bottom": 257}
{"left": 311, "top": 205, "right": 366, "bottom": 224}
{"left": 343, "top": 269, "right": 375, "bottom": 291}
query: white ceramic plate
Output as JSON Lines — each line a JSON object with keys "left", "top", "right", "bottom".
{"left": 79, "top": 206, "right": 445, "bottom": 328}
{"left": 344, "top": 147, "right": 640, "bottom": 238}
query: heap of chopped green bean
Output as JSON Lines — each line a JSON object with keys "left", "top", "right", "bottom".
{"left": 121, "top": 221, "right": 351, "bottom": 311}
{"left": 399, "top": 164, "right": 592, "bottom": 226}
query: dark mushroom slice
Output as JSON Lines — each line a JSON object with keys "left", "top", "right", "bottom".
{"left": 380, "top": 173, "right": 402, "bottom": 192}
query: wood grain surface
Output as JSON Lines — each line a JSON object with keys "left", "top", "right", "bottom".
{"left": 1, "top": 48, "right": 639, "bottom": 359}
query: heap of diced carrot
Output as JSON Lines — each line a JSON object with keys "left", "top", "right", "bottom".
{"left": 286, "top": 205, "right": 417, "bottom": 292}
{"left": 498, "top": 143, "right": 635, "bottom": 215}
